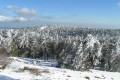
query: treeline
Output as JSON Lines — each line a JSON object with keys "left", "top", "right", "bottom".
{"left": 0, "top": 26, "right": 120, "bottom": 71}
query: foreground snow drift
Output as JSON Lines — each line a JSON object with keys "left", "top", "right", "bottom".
{"left": 0, "top": 57, "right": 120, "bottom": 80}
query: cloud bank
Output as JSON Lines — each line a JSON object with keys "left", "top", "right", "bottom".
{"left": 16, "top": 8, "right": 37, "bottom": 16}
{"left": 0, "top": 15, "right": 14, "bottom": 22}
{"left": 0, "top": 5, "right": 37, "bottom": 22}
{"left": 0, "top": 5, "right": 54, "bottom": 23}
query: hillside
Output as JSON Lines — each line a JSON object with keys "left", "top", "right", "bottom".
{"left": 0, "top": 25, "right": 120, "bottom": 71}
{"left": 0, "top": 57, "right": 120, "bottom": 80}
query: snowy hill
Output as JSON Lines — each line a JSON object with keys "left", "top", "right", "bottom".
{"left": 0, "top": 25, "right": 120, "bottom": 71}
{"left": 0, "top": 57, "right": 120, "bottom": 80}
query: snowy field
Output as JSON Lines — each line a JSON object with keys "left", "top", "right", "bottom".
{"left": 0, "top": 57, "right": 120, "bottom": 80}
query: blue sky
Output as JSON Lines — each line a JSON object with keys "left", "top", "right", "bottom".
{"left": 0, "top": 0, "right": 120, "bottom": 28}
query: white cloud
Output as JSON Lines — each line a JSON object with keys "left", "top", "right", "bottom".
{"left": 3, "top": 5, "right": 38, "bottom": 22}
{"left": 3, "top": 5, "right": 54, "bottom": 22}
{"left": 0, "top": 15, "right": 14, "bottom": 22}
{"left": 0, "top": 15, "right": 31, "bottom": 22}
{"left": 15, "top": 8, "right": 37, "bottom": 16}
{"left": 15, "top": 17, "right": 28, "bottom": 22}
{"left": 5, "top": 5, "right": 17, "bottom": 10}
{"left": 5, "top": 5, "right": 37, "bottom": 17}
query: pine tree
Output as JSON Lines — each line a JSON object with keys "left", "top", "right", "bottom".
{"left": 11, "top": 42, "right": 19, "bottom": 57}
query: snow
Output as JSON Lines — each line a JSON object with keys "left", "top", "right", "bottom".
{"left": 0, "top": 57, "right": 120, "bottom": 80}
{"left": 40, "top": 26, "right": 47, "bottom": 30}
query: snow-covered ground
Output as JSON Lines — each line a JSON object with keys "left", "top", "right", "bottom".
{"left": 0, "top": 57, "right": 120, "bottom": 80}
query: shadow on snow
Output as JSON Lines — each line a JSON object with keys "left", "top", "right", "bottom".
{"left": 0, "top": 75, "right": 16, "bottom": 80}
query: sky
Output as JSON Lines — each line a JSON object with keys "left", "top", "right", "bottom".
{"left": 0, "top": 0, "right": 120, "bottom": 28}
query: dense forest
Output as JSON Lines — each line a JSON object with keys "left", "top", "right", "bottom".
{"left": 0, "top": 25, "right": 120, "bottom": 72}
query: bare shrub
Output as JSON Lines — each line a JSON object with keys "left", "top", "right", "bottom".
{"left": 0, "top": 47, "right": 9, "bottom": 70}
{"left": 0, "top": 54, "right": 8, "bottom": 64}
{"left": 94, "top": 76, "right": 101, "bottom": 79}
{"left": 22, "top": 67, "right": 49, "bottom": 75}
{"left": 84, "top": 76, "right": 90, "bottom": 80}
{"left": 1, "top": 64, "right": 7, "bottom": 70}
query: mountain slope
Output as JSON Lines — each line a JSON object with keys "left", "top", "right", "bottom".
{"left": 0, "top": 57, "right": 120, "bottom": 80}
{"left": 0, "top": 25, "right": 120, "bottom": 71}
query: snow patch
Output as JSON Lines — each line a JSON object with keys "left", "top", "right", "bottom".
{"left": 0, "top": 57, "right": 120, "bottom": 80}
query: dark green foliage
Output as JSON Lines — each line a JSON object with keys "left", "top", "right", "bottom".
{"left": 10, "top": 42, "right": 19, "bottom": 57}
{"left": 45, "top": 41, "right": 55, "bottom": 59}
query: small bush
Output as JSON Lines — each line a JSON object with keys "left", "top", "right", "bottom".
{"left": 1, "top": 64, "right": 7, "bottom": 70}
{"left": 84, "top": 76, "right": 90, "bottom": 80}
{"left": 22, "top": 67, "right": 49, "bottom": 75}
{"left": 0, "top": 48, "right": 9, "bottom": 70}
{"left": 94, "top": 76, "right": 101, "bottom": 79}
